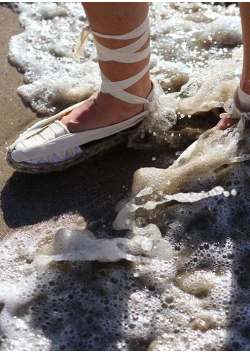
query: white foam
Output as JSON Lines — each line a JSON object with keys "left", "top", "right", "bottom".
{"left": 3, "top": 2, "right": 250, "bottom": 351}
{"left": 34, "top": 227, "right": 167, "bottom": 266}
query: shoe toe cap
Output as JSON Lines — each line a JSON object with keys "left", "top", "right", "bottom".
{"left": 11, "top": 146, "right": 29, "bottom": 163}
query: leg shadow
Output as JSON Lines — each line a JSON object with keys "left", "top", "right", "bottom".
{"left": 1, "top": 144, "right": 176, "bottom": 236}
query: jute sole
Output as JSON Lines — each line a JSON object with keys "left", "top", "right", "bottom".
{"left": 6, "top": 128, "right": 133, "bottom": 174}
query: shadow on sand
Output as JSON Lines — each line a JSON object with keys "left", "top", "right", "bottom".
{"left": 1, "top": 144, "right": 175, "bottom": 237}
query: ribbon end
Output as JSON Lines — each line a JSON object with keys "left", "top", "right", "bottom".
{"left": 74, "top": 27, "right": 91, "bottom": 59}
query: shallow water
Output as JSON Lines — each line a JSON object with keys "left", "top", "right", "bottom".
{"left": 2, "top": 2, "right": 250, "bottom": 351}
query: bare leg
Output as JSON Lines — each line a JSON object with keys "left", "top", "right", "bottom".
{"left": 217, "top": 2, "right": 250, "bottom": 130}
{"left": 61, "top": 2, "right": 151, "bottom": 133}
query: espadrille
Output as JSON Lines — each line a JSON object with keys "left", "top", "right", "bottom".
{"left": 219, "top": 85, "right": 250, "bottom": 122}
{"left": 174, "top": 86, "right": 250, "bottom": 167}
{"left": 6, "top": 15, "right": 154, "bottom": 174}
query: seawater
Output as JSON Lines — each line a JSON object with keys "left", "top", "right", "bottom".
{"left": 2, "top": 2, "right": 250, "bottom": 351}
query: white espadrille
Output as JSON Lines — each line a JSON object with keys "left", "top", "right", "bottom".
{"left": 219, "top": 85, "right": 250, "bottom": 122}
{"left": 174, "top": 85, "right": 250, "bottom": 167}
{"left": 7, "top": 15, "right": 154, "bottom": 173}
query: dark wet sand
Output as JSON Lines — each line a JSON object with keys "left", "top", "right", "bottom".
{"left": 0, "top": 6, "right": 176, "bottom": 241}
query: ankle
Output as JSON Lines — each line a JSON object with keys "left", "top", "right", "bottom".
{"left": 99, "top": 73, "right": 152, "bottom": 112}
{"left": 98, "top": 91, "right": 145, "bottom": 117}
{"left": 240, "top": 78, "right": 250, "bottom": 95}
{"left": 238, "top": 84, "right": 250, "bottom": 111}
{"left": 98, "top": 57, "right": 151, "bottom": 102}
{"left": 95, "top": 31, "right": 151, "bottom": 102}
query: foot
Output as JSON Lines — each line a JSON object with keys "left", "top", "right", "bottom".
{"left": 61, "top": 87, "right": 151, "bottom": 133}
{"left": 216, "top": 117, "right": 239, "bottom": 130}
{"left": 217, "top": 84, "right": 250, "bottom": 130}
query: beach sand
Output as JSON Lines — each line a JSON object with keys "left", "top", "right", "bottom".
{"left": 0, "top": 6, "right": 35, "bottom": 238}
{"left": 0, "top": 6, "right": 175, "bottom": 241}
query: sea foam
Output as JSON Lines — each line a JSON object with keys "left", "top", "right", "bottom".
{"left": 2, "top": 2, "right": 250, "bottom": 351}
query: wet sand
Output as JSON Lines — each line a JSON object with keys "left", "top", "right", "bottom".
{"left": 0, "top": 6, "right": 175, "bottom": 241}
{"left": 0, "top": 6, "right": 36, "bottom": 238}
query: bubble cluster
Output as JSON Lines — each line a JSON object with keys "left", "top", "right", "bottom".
{"left": 2, "top": 155, "right": 250, "bottom": 350}
{"left": 113, "top": 118, "right": 250, "bottom": 350}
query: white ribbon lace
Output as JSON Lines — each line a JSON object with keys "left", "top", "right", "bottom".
{"left": 74, "top": 15, "right": 151, "bottom": 105}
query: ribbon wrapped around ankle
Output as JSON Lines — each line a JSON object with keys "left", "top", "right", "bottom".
{"left": 74, "top": 16, "right": 151, "bottom": 105}
{"left": 74, "top": 16, "right": 150, "bottom": 59}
